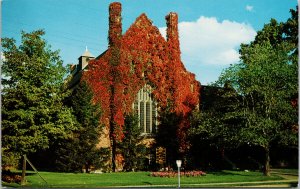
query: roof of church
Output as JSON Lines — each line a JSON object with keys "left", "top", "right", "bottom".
{"left": 123, "top": 13, "right": 164, "bottom": 40}
{"left": 95, "top": 13, "right": 164, "bottom": 60}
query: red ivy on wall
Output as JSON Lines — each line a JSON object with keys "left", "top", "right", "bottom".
{"left": 82, "top": 2, "right": 200, "bottom": 152}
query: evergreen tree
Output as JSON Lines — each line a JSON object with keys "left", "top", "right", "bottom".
{"left": 1, "top": 30, "right": 76, "bottom": 167}
{"left": 54, "top": 81, "right": 107, "bottom": 172}
{"left": 155, "top": 111, "right": 180, "bottom": 167}
{"left": 118, "top": 113, "right": 147, "bottom": 171}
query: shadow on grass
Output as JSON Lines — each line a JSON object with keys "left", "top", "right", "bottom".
{"left": 9, "top": 169, "right": 38, "bottom": 176}
{"left": 208, "top": 170, "right": 266, "bottom": 177}
{"left": 208, "top": 170, "right": 241, "bottom": 176}
{"left": 3, "top": 170, "right": 36, "bottom": 178}
{"left": 25, "top": 172, "right": 37, "bottom": 176}
{"left": 290, "top": 182, "right": 298, "bottom": 187}
{"left": 13, "top": 172, "right": 36, "bottom": 176}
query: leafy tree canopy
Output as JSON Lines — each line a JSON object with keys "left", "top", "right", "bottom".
{"left": 216, "top": 7, "right": 298, "bottom": 175}
{"left": 2, "top": 30, "right": 76, "bottom": 163}
{"left": 190, "top": 7, "right": 298, "bottom": 176}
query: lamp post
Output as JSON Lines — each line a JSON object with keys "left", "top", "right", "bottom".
{"left": 176, "top": 160, "right": 182, "bottom": 188}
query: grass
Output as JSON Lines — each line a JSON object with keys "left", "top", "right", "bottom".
{"left": 2, "top": 170, "right": 295, "bottom": 188}
{"left": 271, "top": 168, "right": 298, "bottom": 175}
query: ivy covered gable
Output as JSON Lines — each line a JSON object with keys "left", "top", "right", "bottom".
{"left": 82, "top": 2, "right": 201, "bottom": 152}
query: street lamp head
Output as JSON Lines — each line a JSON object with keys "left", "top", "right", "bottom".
{"left": 176, "top": 160, "right": 182, "bottom": 168}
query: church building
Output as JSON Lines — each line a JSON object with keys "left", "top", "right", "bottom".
{"left": 70, "top": 2, "right": 201, "bottom": 169}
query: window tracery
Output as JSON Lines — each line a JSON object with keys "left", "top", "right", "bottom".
{"left": 133, "top": 85, "right": 157, "bottom": 134}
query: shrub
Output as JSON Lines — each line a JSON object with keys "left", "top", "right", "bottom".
{"left": 150, "top": 170, "right": 206, "bottom": 177}
{"left": 2, "top": 170, "right": 22, "bottom": 183}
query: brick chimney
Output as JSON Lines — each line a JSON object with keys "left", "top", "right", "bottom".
{"left": 166, "top": 12, "right": 180, "bottom": 53}
{"left": 108, "top": 2, "right": 122, "bottom": 47}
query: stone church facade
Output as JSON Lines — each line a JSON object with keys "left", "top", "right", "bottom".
{"left": 70, "top": 2, "right": 201, "bottom": 169}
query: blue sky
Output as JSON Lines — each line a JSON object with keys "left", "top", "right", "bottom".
{"left": 2, "top": 0, "right": 297, "bottom": 85}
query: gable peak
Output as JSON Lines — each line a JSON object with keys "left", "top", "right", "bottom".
{"left": 134, "top": 13, "right": 153, "bottom": 27}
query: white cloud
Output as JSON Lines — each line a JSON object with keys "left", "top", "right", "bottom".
{"left": 159, "top": 16, "right": 256, "bottom": 66}
{"left": 246, "top": 5, "right": 254, "bottom": 12}
{"left": 159, "top": 16, "right": 256, "bottom": 84}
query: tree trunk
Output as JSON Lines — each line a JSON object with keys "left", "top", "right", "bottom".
{"left": 111, "top": 139, "right": 116, "bottom": 172}
{"left": 85, "top": 163, "right": 89, "bottom": 173}
{"left": 263, "top": 147, "right": 270, "bottom": 176}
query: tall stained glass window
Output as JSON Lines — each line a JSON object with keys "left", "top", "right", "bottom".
{"left": 133, "top": 85, "right": 157, "bottom": 134}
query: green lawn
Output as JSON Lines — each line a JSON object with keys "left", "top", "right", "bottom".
{"left": 271, "top": 169, "right": 298, "bottom": 175}
{"left": 2, "top": 170, "right": 295, "bottom": 188}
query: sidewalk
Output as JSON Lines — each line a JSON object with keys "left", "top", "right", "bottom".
{"left": 113, "top": 178, "right": 298, "bottom": 188}
{"left": 116, "top": 174, "right": 298, "bottom": 188}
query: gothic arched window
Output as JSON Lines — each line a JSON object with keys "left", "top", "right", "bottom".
{"left": 133, "top": 85, "right": 157, "bottom": 134}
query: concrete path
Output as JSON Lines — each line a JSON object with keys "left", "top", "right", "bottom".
{"left": 110, "top": 178, "right": 298, "bottom": 188}
{"left": 115, "top": 173, "right": 298, "bottom": 188}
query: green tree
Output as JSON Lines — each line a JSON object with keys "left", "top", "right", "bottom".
{"left": 190, "top": 85, "right": 240, "bottom": 146}
{"left": 188, "top": 85, "right": 241, "bottom": 170}
{"left": 217, "top": 8, "right": 298, "bottom": 176}
{"left": 1, "top": 30, "right": 76, "bottom": 166}
{"left": 155, "top": 111, "right": 180, "bottom": 167}
{"left": 54, "top": 81, "right": 108, "bottom": 173}
{"left": 118, "top": 113, "right": 147, "bottom": 171}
